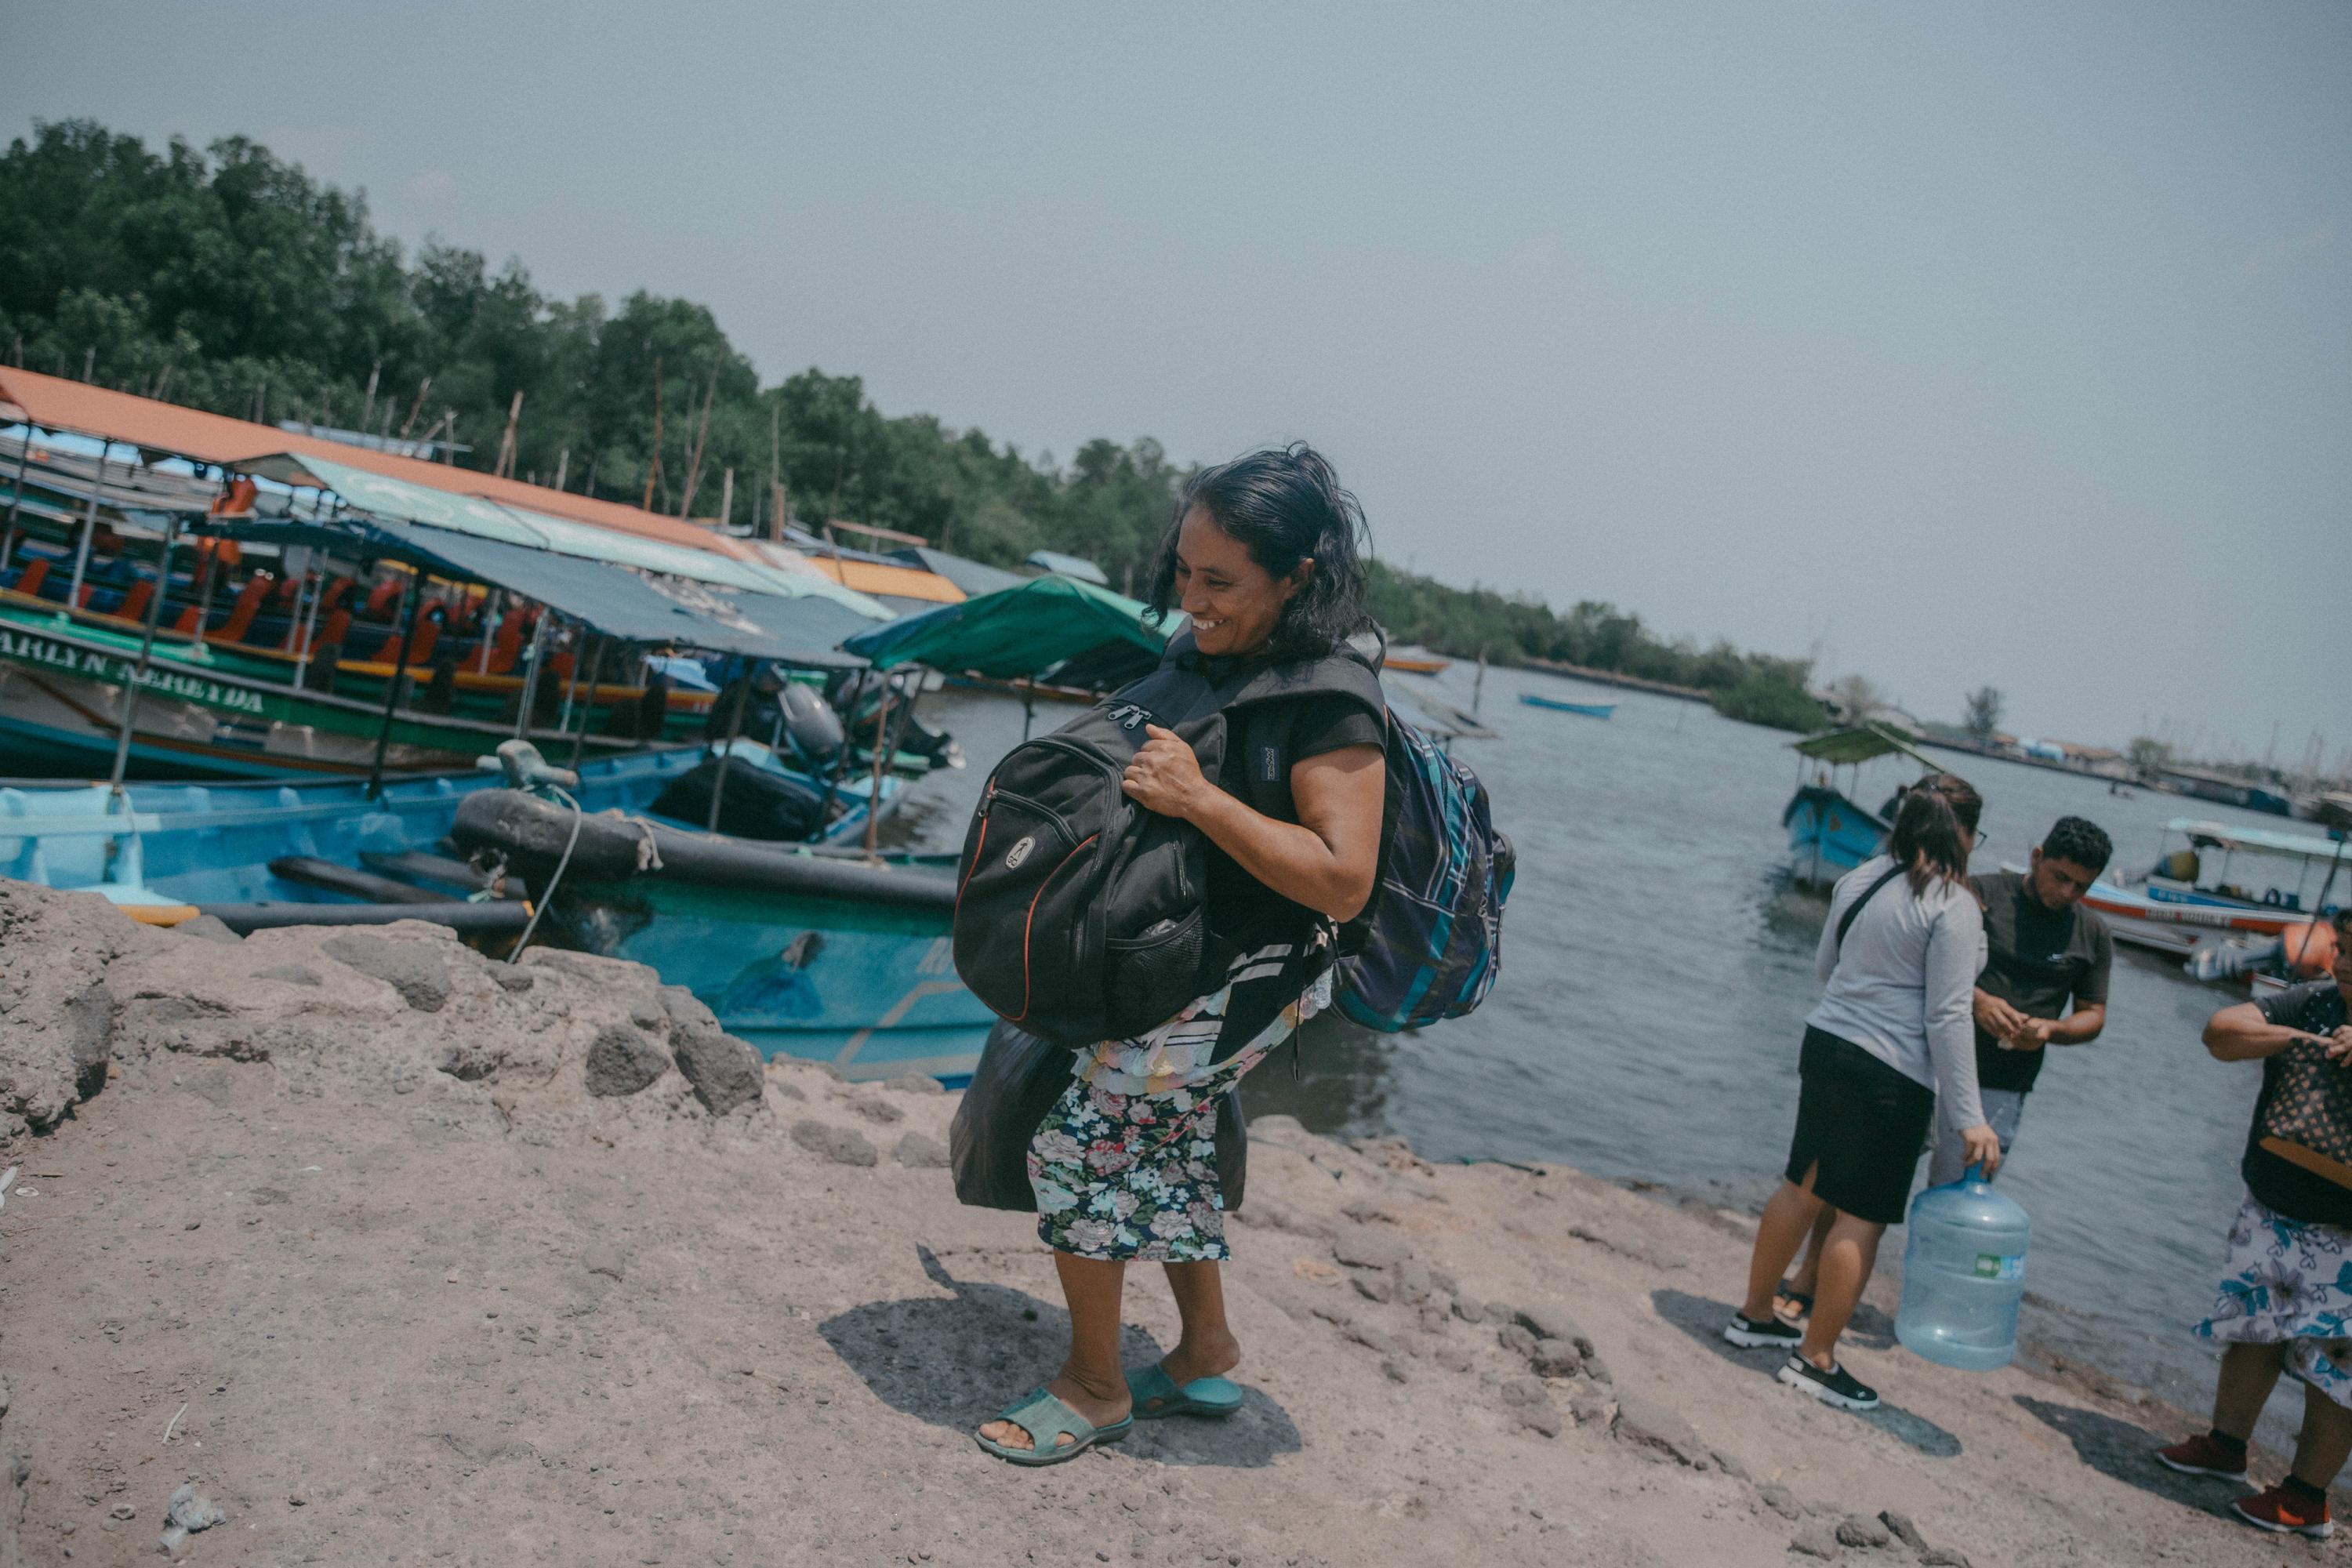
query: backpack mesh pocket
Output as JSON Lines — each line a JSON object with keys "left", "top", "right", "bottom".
{"left": 1103, "top": 909, "right": 1209, "bottom": 1039}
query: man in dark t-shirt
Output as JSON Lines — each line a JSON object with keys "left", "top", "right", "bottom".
{"left": 1926, "top": 815, "right": 2115, "bottom": 1184}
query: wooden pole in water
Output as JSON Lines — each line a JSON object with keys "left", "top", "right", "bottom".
{"left": 291, "top": 561, "right": 325, "bottom": 687}
{"left": 360, "top": 362, "right": 380, "bottom": 434}
{"left": 0, "top": 424, "right": 32, "bottom": 572}
{"left": 567, "top": 634, "right": 608, "bottom": 771}
{"left": 677, "top": 372, "right": 715, "bottom": 519}
{"left": 1472, "top": 652, "right": 1486, "bottom": 717}
{"left": 643, "top": 358, "right": 664, "bottom": 511}
{"left": 66, "top": 442, "right": 108, "bottom": 610}
{"left": 719, "top": 466, "right": 734, "bottom": 531}
{"left": 104, "top": 512, "right": 180, "bottom": 799}
{"left": 398, "top": 378, "right": 430, "bottom": 441}
{"left": 365, "top": 569, "right": 423, "bottom": 798}
{"left": 555, "top": 622, "right": 582, "bottom": 734}
{"left": 553, "top": 447, "right": 569, "bottom": 492}
{"left": 863, "top": 674, "right": 894, "bottom": 858}
{"left": 494, "top": 390, "right": 524, "bottom": 478}
{"left": 706, "top": 662, "right": 753, "bottom": 832}
{"left": 768, "top": 398, "right": 784, "bottom": 542}
{"left": 512, "top": 612, "right": 550, "bottom": 739}
{"left": 476, "top": 590, "right": 501, "bottom": 673}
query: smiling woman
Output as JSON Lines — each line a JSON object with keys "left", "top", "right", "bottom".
{"left": 969, "top": 444, "right": 1392, "bottom": 1468}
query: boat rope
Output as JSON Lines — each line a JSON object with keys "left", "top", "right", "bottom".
{"left": 506, "top": 784, "right": 583, "bottom": 964}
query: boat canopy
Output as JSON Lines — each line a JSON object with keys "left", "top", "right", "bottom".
{"left": 250, "top": 452, "right": 815, "bottom": 598}
{"left": 2169, "top": 818, "right": 2350, "bottom": 862}
{"left": 1791, "top": 724, "right": 1940, "bottom": 771}
{"left": 842, "top": 573, "right": 1172, "bottom": 677}
{"left": 205, "top": 516, "right": 867, "bottom": 670}
{"left": 0, "top": 364, "right": 768, "bottom": 560}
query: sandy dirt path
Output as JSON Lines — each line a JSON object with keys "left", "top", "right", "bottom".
{"left": 0, "top": 880, "right": 2324, "bottom": 1566}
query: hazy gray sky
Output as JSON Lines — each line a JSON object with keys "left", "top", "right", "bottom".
{"left": 9, "top": 2, "right": 2347, "bottom": 759}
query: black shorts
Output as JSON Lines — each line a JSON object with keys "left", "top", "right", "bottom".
{"left": 1784, "top": 1026, "right": 1933, "bottom": 1227}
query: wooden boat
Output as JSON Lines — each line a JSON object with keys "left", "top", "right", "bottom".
{"left": 1383, "top": 645, "right": 1451, "bottom": 676}
{"left": 1520, "top": 692, "right": 1615, "bottom": 719}
{"left": 0, "top": 743, "right": 891, "bottom": 927}
{"left": 2083, "top": 819, "right": 2347, "bottom": 982}
{"left": 1780, "top": 724, "right": 1937, "bottom": 886}
{"left": 452, "top": 788, "right": 993, "bottom": 1083}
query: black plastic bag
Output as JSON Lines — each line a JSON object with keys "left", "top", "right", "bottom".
{"left": 949, "top": 1020, "right": 1250, "bottom": 1214}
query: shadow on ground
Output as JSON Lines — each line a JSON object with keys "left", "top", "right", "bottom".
{"left": 819, "top": 1246, "right": 1303, "bottom": 1468}
{"left": 1651, "top": 1288, "right": 1962, "bottom": 1458}
{"left": 2013, "top": 1396, "right": 2240, "bottom": 1517}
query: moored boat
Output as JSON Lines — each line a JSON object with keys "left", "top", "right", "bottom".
{"left": 1780, "top": 724, "right": 1936, "bottom": 886}
{"left": 452, "top": 788, "right": 993, "bottom": 1083}
{"left": 1520, "top": 692, "right": 1615, "bottom": 719}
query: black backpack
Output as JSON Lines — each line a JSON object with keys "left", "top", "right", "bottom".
{"left": 952, "top": 633, "right": 1384, "bottom": 1044}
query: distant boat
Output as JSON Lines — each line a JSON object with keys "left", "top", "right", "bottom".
{"left": 1520, "top": 693, "right": 1614, "bottom": 719}
{"left": 1383, "top": 645, "right": 1451, "bottom": 676}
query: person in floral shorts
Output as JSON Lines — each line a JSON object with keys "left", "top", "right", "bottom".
{"left": 2157, "top": 910, "right": 2352, "bottom": 1539}
{"left": 975, "top": 446, "right": 1387, "bottom": 1465}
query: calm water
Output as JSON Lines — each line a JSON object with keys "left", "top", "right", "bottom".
{"left": 889, "top": 666, "right": 2326, "bottom": 1426}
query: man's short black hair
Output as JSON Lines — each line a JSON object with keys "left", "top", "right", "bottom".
{"left": 2042, "top": 815, "right": 2113, "bottom": 874}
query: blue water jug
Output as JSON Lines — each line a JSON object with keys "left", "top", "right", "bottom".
{"left": 1895, "top": 1163, "right": 2030, "bottom": 1370}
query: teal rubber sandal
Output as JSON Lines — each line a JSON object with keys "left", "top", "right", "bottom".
{"left": 1126, "top": 1363, "right": 1244, "bottom": 1421}
{"left": 974, "top": 1387, "right": 1134, "bottom": 1467}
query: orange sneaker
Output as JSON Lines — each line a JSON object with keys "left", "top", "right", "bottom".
{"left": 2230, "top": 1484, "right": 2333, "bottom": 1539}
{"left": 2154, "top": 1432, "right": 2248, "bottom": 1479}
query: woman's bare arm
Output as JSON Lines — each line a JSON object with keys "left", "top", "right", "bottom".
{"left": 1120, "top": 725, "right": 1385, "bottom": 922}
{"left": 2203, "top": 1000, "right": 2333, "bottom": 1062}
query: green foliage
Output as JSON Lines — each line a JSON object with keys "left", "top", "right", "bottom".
{"left": 2, "top": 117, "right": 1817, "bottom": 713}
{"left": 2127, "top": 736, "right": 2171, "bottom": 779}
{"left": 1710, "top": 675, "right": 1831, "bottom": 733}
{"left": 1962, "top": 685, "right": 2004, "bottom": 743}
{"left": 1365, "top": 560, "right": 1812, "bottom": 699}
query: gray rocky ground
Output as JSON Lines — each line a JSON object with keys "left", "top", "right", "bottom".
{"left": 0, "top": 877, "right": 2333, "bottom": 1566}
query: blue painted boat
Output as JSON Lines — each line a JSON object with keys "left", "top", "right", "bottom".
{"left": 1520, "top": 692, "right": 1615, "bottom": 719}
{"left": 0, "top": 743, "right": 891, "bottom": 916}
{"left": 450, "top": 789, "right": 995, "bottom": 1084}
{"left": 1780, "top": 724, "right": 1938, "bottom": 887}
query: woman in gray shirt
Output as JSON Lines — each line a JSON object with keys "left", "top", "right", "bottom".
{"left": 1722, "top": 775, "right": 2001, "bottom": 1411}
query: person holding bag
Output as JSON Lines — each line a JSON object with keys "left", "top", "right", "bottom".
{"left": 2156, "top": 909, "right": 2352, "bottom": 1540}
{"left": 1722, "top": 775, "right": 2000, "bottom": 1412}
{"left": 967, "top": 445, "right": 1389, "bottom": 1465}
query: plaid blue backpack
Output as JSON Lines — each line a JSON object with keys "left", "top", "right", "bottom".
{"left": 1330, "top": 713, "right": 1513, "bottom": 1032}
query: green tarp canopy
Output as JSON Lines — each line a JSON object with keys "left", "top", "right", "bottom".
{"left": 841, "top": 573, "right": 1175, "bottom": 678}
{"left": 1791, "top": 724, "right": 1940, "bottom": 770}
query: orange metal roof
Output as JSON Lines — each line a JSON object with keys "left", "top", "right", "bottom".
{"left": 794, "top": 551, "right": 965, "bottom": 604}
{"left": 0, "top": 365, "right": 764, "bottom": 564}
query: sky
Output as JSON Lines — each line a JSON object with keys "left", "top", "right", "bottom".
{"left": 7, "top": 2, "right": 2347, "bottom": 761}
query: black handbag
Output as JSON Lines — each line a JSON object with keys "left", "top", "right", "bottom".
{"left": 948, "top": 1020, "right": 1250, "bottom": 1213}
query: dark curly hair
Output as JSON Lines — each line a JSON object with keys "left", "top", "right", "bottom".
{"left": 2041, "top": 815, "right": 2113, "bottom": 874}
{"left": 1144, "top": 443, "right": 1372, "bottom": 662}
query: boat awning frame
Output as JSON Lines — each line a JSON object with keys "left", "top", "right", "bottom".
{"left": 2166, "top": 818, "right": 2350, "bottom": 862}
{"left": 1791, "top": 724, "right": 1941, "bottom": 771}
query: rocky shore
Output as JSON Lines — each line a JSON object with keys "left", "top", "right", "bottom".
{"left": 0, "top": 878, "right": 2319, "bottom": 1566}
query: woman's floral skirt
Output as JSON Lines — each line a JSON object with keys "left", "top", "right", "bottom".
{"left": 2197, "top": 1190, "right": 2352, "bottom": 1410}
{"left": 1028, "top": 964, "right": 1329, "bottom": 1263}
